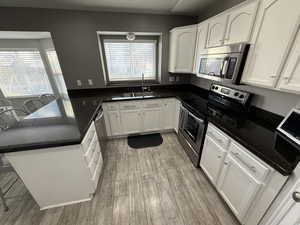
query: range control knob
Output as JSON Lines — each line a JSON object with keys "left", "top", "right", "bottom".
{"left": 234, "top": 92, "right": 239, "bottom": 97}
{"left": 239, "top": 94, "right": 245, "bottom": 99}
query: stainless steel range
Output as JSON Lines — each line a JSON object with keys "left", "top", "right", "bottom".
{"left": 178, "top": 84, "right": 252, "bottom": 167}
{"left": 178, "top": 104, "right": 207, "bottom": 167}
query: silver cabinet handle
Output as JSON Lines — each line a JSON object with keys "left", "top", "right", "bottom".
{"left": 224, "top": 162, "right": 228, "bottom": 165}
{"left": 217, "top": 155, "right": 222, "bottom": 159}
{"left": 232, "top": 152, "right": 256, "bottom": 173}
{"left": 293, "top": 191, "right": 300, "bottom": 203}
{"left": 207, "top": 132, "right": 223, "bottom": 144}
{"left": 269, "top": 75, "right": 276, "bottom": 78}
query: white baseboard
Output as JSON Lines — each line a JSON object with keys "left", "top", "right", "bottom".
{"left": 107, "top": 129, "right": 175, "bottom": 139}
{"left": 40, "top": 197, "right": 92, "bottom": 210}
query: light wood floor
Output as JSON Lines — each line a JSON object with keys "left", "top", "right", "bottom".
{"left": 0, "top": 133, "right": 240, "bottom": 225}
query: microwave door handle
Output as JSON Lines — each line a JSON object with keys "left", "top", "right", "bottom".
{"left": 221, "top": 57, "right": 229, "bottom": 78}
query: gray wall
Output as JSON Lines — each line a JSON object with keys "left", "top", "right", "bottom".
{"left": 197, "top": 0, "right": 246, "bottom": 21}
{"left": 190, "top": 76, "right": 300, "bottom": 116}
{"left": 0, "top": 7, "right": 196, "bottom": 90}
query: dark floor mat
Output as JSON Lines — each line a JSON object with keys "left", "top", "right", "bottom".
{"left": 128, "top": 133, "right": 163, "bottom": 149}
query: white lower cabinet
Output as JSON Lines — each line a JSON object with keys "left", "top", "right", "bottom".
{"left": 142, "top": 107, "right": 162, "bottom": 132}
{"left": 161, "top": 99, "right": 176, "bottom": 130}
{"left": 200, "top": 123, "right": 288, "bottom": 225}
{"left": 5, "top": 122, "right": 103, "bottom": 210}
{"left": 217, "top": 154, "right": 262, "bottom": 221}
{"left": 106, "top": 110, "right": 122, "bottom": 136}
{"left": 103, "top": 98, "right": 179, "bottom": 137}
{"left": 200, "top": 135, "right": 227, "bottom": 185}
{"left": 120, "top": 109, "right": 142, "bottom": 134}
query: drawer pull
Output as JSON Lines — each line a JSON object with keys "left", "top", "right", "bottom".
{"left": 217, "top": 155, "right": 222, "bottom": 159}
{"left": 233, "top": 152, "right": 257, "bottom": 173}
{"left": 293, "top": 191, "right": 300, "bottom": 203}
{"left": 224, "top": 162, "right": 228, "bottom": 165}
{"left": 207, "top": 132, "right": 223, "bottom": 144}
{"left": 250, "top": 166, "right": 257, "bottom": 173}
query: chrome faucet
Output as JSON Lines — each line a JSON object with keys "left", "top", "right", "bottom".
{"left": 141, "top": 73, "right": 150, "bottom": 92}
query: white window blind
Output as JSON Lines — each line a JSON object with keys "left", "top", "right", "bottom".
{"left": 0, "top": 49, "right": 53, "bottom": 97}
{"left": 103, "top": 39, "right": 156, "bottom": 82}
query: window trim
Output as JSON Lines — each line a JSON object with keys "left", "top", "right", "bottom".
{"left": 97, "top": 31, "right": 162, "bottom": 86}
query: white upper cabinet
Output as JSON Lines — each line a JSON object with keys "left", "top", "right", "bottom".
{"left": 193, "top": 22, "right": 209, "bottom": 73}
{"left": 206, "top": 14, "right": 228, "bottom": 48}
{"left": 242, "top": 0, "right": 300, "bottom": 88}
{"left": 169, "top": 25, "right": 197, "bottom": 73}
{"left": 277, "top": 26, "right": 300, "bottom": 94}
{"left": 224, "top": 1, "right": 258, "bottom": 45}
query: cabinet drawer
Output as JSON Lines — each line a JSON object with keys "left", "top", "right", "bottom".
{"left": 142, "top": 100, "right": 162, "bottom": 109}
{"left": 81, "top": 122, "right": 96, "bottom": 153}
{"left": 105, "top": 103, "right": 119, "bottom": 111}
{"left": 119, "top": 101, "right": 140, "bottom": 110}
{"left": 91, "top": 156, "right": 103, "bottom": 190}
{"left": 229, "top": 141, "right": 270, "bottom": 181}
{"left": 207, "top": 124, "right": 230, "bottom": 149}
{"left": 84, "top": 134, "right": 98, "bottom": 164}
{"left": 88, "top": 144, "right": 101, "bottom": 176}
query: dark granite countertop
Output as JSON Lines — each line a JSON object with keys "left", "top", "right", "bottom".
{"left": 0, "top": 84, "right": 295, "bottom": 176}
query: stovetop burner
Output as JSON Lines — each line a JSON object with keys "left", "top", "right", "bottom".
{"left": 206, "top": 84, "right": 252, "bottom": 128}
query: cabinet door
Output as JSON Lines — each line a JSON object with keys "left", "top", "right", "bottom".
{"left": 277, "top": 25, "right": 300, "bottom": 94}
{"left": 142, "top": 108, "right": 162, "bottom": 132}
{"left": 224, "top": 1, "right": 258, "bottom": 45}
{"left": 217, "top": 155, "right": 262, "bottom": 221}
{"left": 193, "top": 22, "right": 209, "bottom": 74}
{"left": 107, "top": 111, "right": 123, "bottom": 136}
{"left": 264, "top": 181, "right": 300, "bottom": 225}
{"left": 169, "top": 25, "right": 197, "bottom": 73}
{"left": 200, "top": 135, "right": 227, "bottom": 185}
{"left": 206, "top": 15, "right": 228, "bottom": 48}
{"left": 120, "top": 110, "right": 142, "bottom": 134}
{"left": 174, "top": 100, "right": 181, "bottom": 133}
{"left": 162, "top": 100, "right": 175, "bottom": 130}
{"left": 242, "top": 0, "right": 300, "bottom": 88}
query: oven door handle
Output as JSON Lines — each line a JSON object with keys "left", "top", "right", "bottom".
{"left": 181, "top": 105, "right": 204, "bottom": 124}
{"left": 188, "top": 111, "right": 205, "bottom": 124}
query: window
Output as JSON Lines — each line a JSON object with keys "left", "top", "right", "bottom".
{"left": 99, "top": 33, "right": 161, "bottom": 84}
{"left": 0, "top": 49, "right": 53, "bottom": 97}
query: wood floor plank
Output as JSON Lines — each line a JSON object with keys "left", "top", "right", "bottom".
{"left": 0, "top": 132, "right": 241, "bottom": 225}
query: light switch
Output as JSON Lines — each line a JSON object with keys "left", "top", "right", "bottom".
{"left": 88, "top": 79, "right": 93, "bottom": 86}
{"left": 76, "top": 80, "right": 82, "bottom": 86}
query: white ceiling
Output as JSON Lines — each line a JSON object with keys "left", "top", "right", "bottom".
{"left": 0, "top": 0, "right": 215, "bottom": 16}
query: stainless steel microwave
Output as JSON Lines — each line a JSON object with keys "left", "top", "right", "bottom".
{"left": 197, "top": 43, "right": 250, "bottom": 84}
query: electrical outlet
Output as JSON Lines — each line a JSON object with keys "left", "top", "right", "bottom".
{"left": 175, "top": 76, "right": 180, "bottom": 82}
{"left": 169, "top": 76, "right": 175, "bottom": 82}
{"left": 88, "top": 79, "right": 93, "bottom": 86}
{"left": 76, "top": 80, "right": 82, "bottom": 86}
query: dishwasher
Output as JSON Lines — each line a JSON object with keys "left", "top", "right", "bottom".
{"left": 94, "top": 106, "right": 107, "bottom": 157}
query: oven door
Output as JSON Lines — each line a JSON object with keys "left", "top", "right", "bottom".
{"left": 180, "top": 107, "right": 206, "bottom": 154}
{"left": 198, "top": 53, "right": 241, "bottom": 80}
